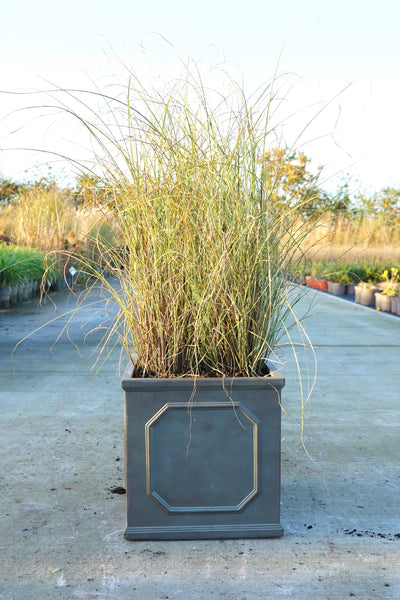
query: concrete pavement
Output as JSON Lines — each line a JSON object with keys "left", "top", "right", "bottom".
{"left": 0, "top": 283, "right": 399, "bottom": 599}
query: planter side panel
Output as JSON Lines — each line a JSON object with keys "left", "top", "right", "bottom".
{"left": 122, "top": 376, "right": 284, "bottom": 540}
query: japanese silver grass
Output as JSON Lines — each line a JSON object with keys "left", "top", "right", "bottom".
{"left": 54, "top": 64, "right": 320, "bottom": 378}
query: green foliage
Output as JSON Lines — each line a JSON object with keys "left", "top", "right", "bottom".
{"left": 324, "top": 267, "right": 352, "bottom": 285}
{"left": 300, "top": 259, "right": 398, "bottom": 287}
{"left": 359, "top": 262, "right": 389, "bottom": 284}
{"left": 0, "top": 244, "right": 54, "bottom": 288}
{"left": 302, "top": 261, "right": 327, "bottom": 278}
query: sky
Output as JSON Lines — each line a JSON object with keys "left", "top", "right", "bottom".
{"left": 1, "top": 0, "right": 400, "bottom": 195}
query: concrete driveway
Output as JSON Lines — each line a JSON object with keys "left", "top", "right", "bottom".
{"left": 0, "top": 283, "right": 399, "bottom": 599}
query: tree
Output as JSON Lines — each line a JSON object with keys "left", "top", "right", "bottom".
{"left": 74, "top": 173, "right": 113, "bottom": 207}
{"left": 0, "top": 176, "right": 24, "bottom": 205}
{"left": 357, "top": 186, "right": 400, "bottom": 243}
{"left": 259, "top": 148, "right": 350, "bottom": 218}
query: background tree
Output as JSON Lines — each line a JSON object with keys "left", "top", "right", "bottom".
{"left": 0, "top": 176, "right": 25, "bottom": 205}
{"left": 259, "top": 148, "right": 352, "bottom": 218}
{"left": 74, "top": 173, "right": 115, "bottom": 208}
{"left": 357, "top": 186, "right": 400, "bottom": 244}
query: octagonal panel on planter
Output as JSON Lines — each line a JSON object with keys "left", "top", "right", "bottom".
{"left": 145, "top": 401, "right": 260, "bottom": 513}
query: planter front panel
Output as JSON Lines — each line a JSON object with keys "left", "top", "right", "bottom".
{"left": 122, "top": 374, "right": 284, "bottom": 540}
{"left": 146, "top": 402, "right": 259, "bottom": 513}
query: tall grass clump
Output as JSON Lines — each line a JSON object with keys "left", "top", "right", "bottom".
{"left": 295, "top": 211, "right": 400, "bottom": 266}
{"left": 2, "top": 179, "right": 118, "bottom": 283}
{"left": 59, "top": 65, "right": 321, "bottom": 378}
{"left": 11, "top": 181, "right": 77, "bottom": 251}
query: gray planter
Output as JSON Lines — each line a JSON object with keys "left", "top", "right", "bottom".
{"left": 10, "top": 284, "right": 18, "bottom": 305}
{"left": 26, "top": 280, "right": 34, "bottom": 300}
{"left": 0, "top": 286, "right": 11, "bottom": 309}
{"left": 328, "top": 282, "right": 345, "bottom": 295}
{"left": 121, "top": 366, "right": 285, "bottom": 541}
{"left": 17, "top": 282, "right": 29, "bottom": 303}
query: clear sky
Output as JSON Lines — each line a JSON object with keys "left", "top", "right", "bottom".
{"left": 1, "top": 0, "right": 400, "bottom": 194}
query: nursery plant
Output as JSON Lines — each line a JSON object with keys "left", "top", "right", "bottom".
{"left": 0, "top": 244, "right": 53, "bottom": 288}
{"left": 380, "top": 267, "right": 399, "bottom": 295}
{"left": 375, "top": 267, "right": 400, "bottom": 313}
{"left": 0, "top": 244, "right": 57, "bottom": 307}
{"left": 60, "top": 67, "right": 319, "bottom": 380}
{"left": 41, "top": 62, "right": 323, "bottom": 540}
{"left": 10, "top": 179, "right": 76, "bottom": 252}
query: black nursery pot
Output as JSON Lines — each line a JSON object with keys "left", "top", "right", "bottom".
{"left": 121, "top": 365, "right": 285, "bottom": 541}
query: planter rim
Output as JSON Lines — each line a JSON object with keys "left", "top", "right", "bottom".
{"left": 121, "top": 362, "right": 285, "bottom": 391}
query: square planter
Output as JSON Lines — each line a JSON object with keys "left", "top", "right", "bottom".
{"left": 121, "top": 366, "right": 285, "bottom": 540}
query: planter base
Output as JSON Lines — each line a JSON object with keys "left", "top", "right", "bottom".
{"left": 125, "top": 522, "right": 284, "bottom": 541}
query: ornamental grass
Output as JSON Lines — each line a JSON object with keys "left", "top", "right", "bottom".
{"left": 48, "top": 64, "right": 323, "bottom": 379}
